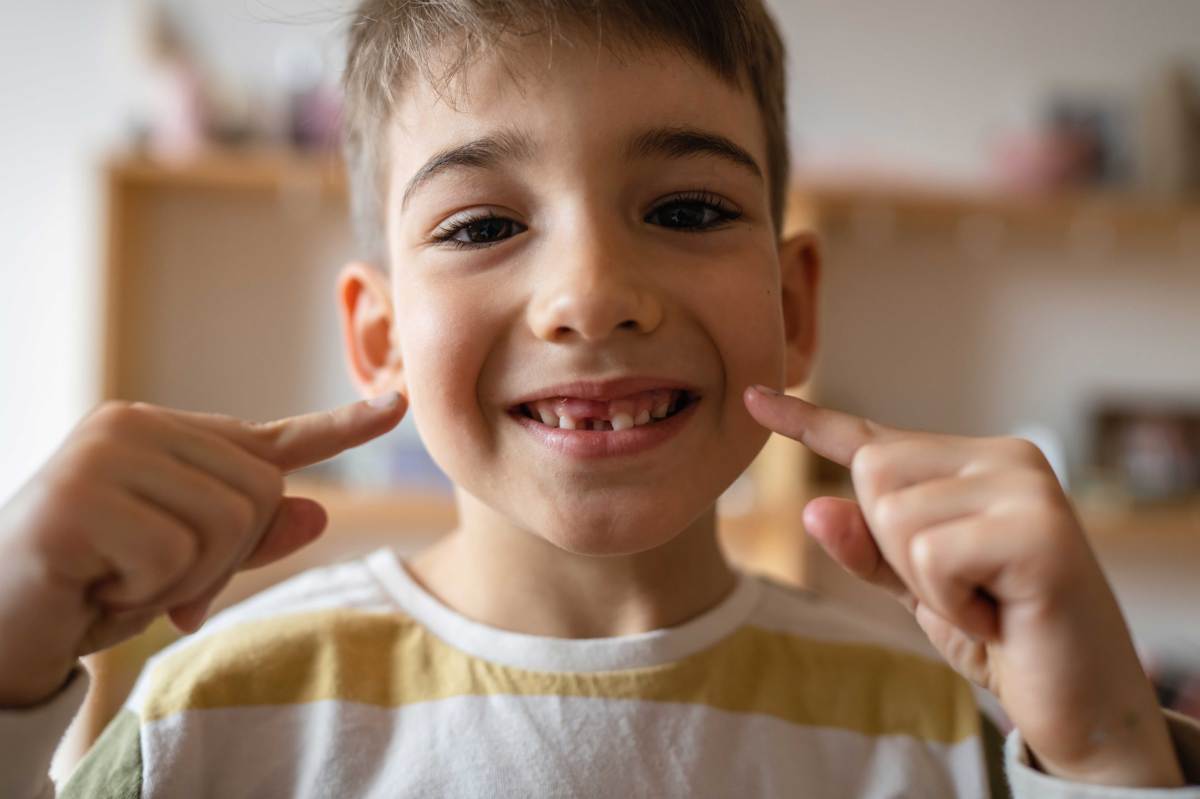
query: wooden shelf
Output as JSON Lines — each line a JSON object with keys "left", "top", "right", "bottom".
{"left": 105, "top": 152, "right": 1200, "bottom": 252}
{"left": 1078, "top": 498, "right": 1200, "bottom": 540}
{"left": 286, "top": 478, "right": 457, "bottom": 535}
{"left": 107, "top": 148, "right": 347, "bottom": 197}
{"left": 791, "top": 181, "right": 1200, "bottom": 252}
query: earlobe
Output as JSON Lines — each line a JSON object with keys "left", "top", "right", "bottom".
{"left": 779, "top": 231, "right": 821, "bottom": 388}
{"left": 336, "top": 261, "right": 406, "bottom": 399}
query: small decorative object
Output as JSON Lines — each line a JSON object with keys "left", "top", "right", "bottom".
{"left": 991, "top": 95, "right": 1127, "bottom": 192}
{"left": 1091, "top": 398, "right": 1200, "bottom": 504}
{"left": 274, "top": 41, "right": 343, "bottom": 151}
{"left": 139, "top": 3, "right": 212, "bottom": 161}
{"left": 1134, "top": 60, "right": 1200, "bottom": 200}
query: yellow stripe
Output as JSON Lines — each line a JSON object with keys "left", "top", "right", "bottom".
{"left": 144, "top": 609, "right": 978, "bottom": 744}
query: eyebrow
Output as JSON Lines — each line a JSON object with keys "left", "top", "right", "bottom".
{"left": 399, "top": 125, "right": 763, "bottom": 211}
{"left": 625, "top": 126, "right": 764, "bottom": 182}
{"left": 400, "top": 130, "right": 536, "bottom": 211}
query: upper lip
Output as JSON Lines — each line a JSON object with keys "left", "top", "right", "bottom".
{"left": 507, "top": 376, "right": 699, "bottom": 407}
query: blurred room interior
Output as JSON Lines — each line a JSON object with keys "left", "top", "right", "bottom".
{"left": 1, "top": 0, "right": 1198, "bottom": 778}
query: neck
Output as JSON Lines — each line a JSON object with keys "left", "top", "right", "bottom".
{"left": 405, "top": 491, "right": 738, "bottom": 638}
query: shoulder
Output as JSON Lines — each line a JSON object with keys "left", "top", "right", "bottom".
{"left": 126, "top": 548, "right": 421, "bottom": 719}
{"left": 199, "top": 551, "right": 396, "bottom": 634}
{"left": 747, "top": 572, "right": 939, "bottom": 658}
{"left": 736, "top": 572, "right": 981, "bottom": 745}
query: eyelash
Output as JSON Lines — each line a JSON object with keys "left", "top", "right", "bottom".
{"left": 430, "top": 190, "right": 743, "bottom": 250}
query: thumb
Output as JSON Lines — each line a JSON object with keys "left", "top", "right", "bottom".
{"left": 804, "top": 496, "right": 911, "bottom": 604}
{"left": 240, "top": 496, "right": 328, "bottom": 570}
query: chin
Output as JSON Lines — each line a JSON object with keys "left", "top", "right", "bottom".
{"left": 528, "top": 490, "right": 713, "bottom": 558}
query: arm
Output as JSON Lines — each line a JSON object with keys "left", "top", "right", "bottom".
{"left": 744, "top": 386, "right": 1191, "bottom": 790}
{"left": 0, "top": 395, "right": 405, "bottom": 790}
{"left": 0, "top": 667, "right": 89, "bottom": 799}
{"left": 1005, "top": 711, "right": 1200, "bottom": 798}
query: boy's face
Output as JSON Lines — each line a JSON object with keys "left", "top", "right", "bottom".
{"left": 341, "top": 36, "right": 817, "bottom": 557}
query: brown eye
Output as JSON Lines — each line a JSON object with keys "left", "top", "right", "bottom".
{"left": 647, "top": 202, "right": 723, "bottom": 229}
{"left": 645, "top": 192, "right": 742, "bottom": 232}
{"left": 435, "top": 214, "right": 527, "bottom": 249}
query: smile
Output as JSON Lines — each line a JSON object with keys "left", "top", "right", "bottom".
{"left": 505, "top": 383, "right": 702, "bottom": 459}
{"left": 513, "top": 389, "right": 697, "bottom": 431}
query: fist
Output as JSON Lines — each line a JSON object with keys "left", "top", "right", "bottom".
{"left": 744, "top": 385, "right": 1183, "bottom": 788}
{"left": 0, "top": 393, "right": 405, "bottom": 708}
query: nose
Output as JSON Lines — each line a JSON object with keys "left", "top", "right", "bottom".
{"left": 526, "top": 229, "right": 664, "bottom": 343}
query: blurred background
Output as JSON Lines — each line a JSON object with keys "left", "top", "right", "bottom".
{"left": 1, "top": 0, "right": 1199, "bottom": 768}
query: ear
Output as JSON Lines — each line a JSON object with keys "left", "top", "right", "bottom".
{"left": 778, "top": 231, "right": 821, "bottom": 388}
{"left": 336, "top": 261, "right": 406, "bottom": 400}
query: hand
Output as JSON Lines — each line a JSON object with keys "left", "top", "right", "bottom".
{"left": 0, "top": 392, "right": 406, "bottom": 709}
{"left": 744, "top": 386, "right": 1184, "bottom": 788}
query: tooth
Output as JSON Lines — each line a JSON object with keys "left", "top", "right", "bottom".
{"left": 538, "top": 408, "right": 560, "bottom": 428}
{"left": 559, "top": 414, "right": 578, "bottom": 430}
{"left": 591, "top": 420, "right": 604, "bottom": 431}
{"left": 634, "top": 410, "right": 651, "bottom": 426}
{"left": 611, "top": 413, "right": 634, "bottom": 431}
{"left": 651, "top": 401, "right": 670, "bottom": 419}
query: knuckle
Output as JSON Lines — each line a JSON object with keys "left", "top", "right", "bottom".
{"left": 872, "top": 492, "right": 907, "bottom": 532}
{"left": 90, "top": 400, "right": 148, "bottom": 438}
{"left": 63, "top": 437, "right": 103, "bottom": 476}
{"left": 65, "top": 436, "right": 122, "bottom": 480}
{"left": 851, "top": 442, "right": 890, "bottom": 490}
{"left": 93, "top": 398, "right": 133, "bottom": 417}
{"left": 909, "top": 533, "right": 938, "bottom": 575}
{"left": 995, "top": 436, "right": 1047, "bottom": 467}
{"left": 1013, "top": 468, "right": 1064, "bottom": 509}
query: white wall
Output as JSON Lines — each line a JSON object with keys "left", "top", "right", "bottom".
{"left": 0, "top": 1, "right": 351, "bottom": 503}
{"left": 0, "top": 2, "right": 139, "bottom": 502}
{"left": 772, "top": 0, "right": 1200, "bottom": 181}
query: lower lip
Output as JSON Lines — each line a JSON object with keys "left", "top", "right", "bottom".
{"left": 508, "top": 400, "right": 700, "bottom": 459}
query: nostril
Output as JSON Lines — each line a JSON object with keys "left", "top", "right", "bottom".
{"left": 618, "top": 319, "right": 638, "bottom": 331}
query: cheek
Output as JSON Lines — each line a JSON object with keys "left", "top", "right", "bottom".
{"left": 394, "top": 285, "right": 497, "bottom": 460}
{"left": 699, "top": 257, "right": 788, "bottom": 391}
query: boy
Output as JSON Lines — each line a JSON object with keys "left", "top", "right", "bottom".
{"left": 1, "top": 0, "right": 1198, "bottom": 795}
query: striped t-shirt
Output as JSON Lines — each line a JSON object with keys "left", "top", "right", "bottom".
{"left": 11, "top": 547, "right": 1200, "bottom": 797}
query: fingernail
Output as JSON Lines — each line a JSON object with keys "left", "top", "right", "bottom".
{"left": 368, "top": 391, "right": 401, "bottom": 410}
{"left": 752, "top": 384, "right": 781, "bottom": 396}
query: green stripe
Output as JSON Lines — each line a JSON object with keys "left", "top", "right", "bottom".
{"left": 61, "top": 707, "right": 141, "bottom": 799}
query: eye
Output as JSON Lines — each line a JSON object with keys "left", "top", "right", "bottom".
{"left": 645, "top": 191, "right": 743, "bottom": 232}
{"left": 433, "top": 212, "right": 527, "bottom": 249}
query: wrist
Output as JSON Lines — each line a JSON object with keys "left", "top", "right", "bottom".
{"left": 1027, "top": 708, "right": 1185, "bottom": 788}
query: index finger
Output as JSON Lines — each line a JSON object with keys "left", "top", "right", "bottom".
{"left": 148, "top": 391, "right": 407, "bottom": 473}
{"left": 743, "top": 385, "right": 895, "bottom": 467}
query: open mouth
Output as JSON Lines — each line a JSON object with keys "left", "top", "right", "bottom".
{"left": 510, "top": 389, "right": 699, "bottom": 432}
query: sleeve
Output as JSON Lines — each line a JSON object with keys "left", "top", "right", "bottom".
{"left": 1005, "top": 710, "right": 1200, "bottom": 798}
{"left": 0, "top": 665, "right": 90, "bottom": 799}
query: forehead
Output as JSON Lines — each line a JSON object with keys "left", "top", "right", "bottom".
{"left": 386, "top": 37, "right": 768, "bottom": 191}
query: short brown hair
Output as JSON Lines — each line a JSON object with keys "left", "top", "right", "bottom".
{"left": 342, "top": 0, "right": 789, "bottom": 265}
